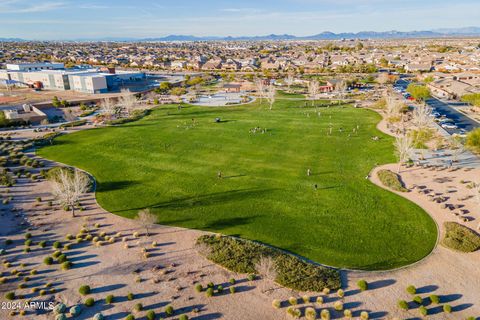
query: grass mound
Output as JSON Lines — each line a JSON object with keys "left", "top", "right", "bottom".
{"left": 377, "top": 169, "right": 408, "bottom": 192}
{"left": 442, "top": 222, "right": 480, "bottom": 252}
{"left": 196, "top": 234, "right": 341, "bottom": 291}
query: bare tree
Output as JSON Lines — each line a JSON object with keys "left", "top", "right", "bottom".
{"left": 265, "top": 84, "right": 276, "bottom": 110}
{"left": 308, "top": 80, "right": 320, "bottom": 106}
{"left": 395, "top": 134, "right": 414, "bottom": 173}
{"left": 449, "top": 135, "right": 465, "bottom": 163}
{"left": 51, "top": 169, "right": 90, "bottom": 217}
{"left": 118, "top": 89, "right": 137, "bottom": 116}
{"left": 100, "top": 98, "right": 118, "bottom": 120}
{"left": 135, "top": 208, "right": 157, "bottom": 236}
{"left": 63, "top": 109, "right": 77, "bottom": 122}
{"left": 336, "top": 80, "right": 348, "bottom": 99}
{"left": 412, "top": 104, "right": 433, "bottom": 130}
{"left": 284, "top": 73, "right": 295, "bottom": 91}
{"left": 385, "top": 95, "right": 404, "bottom": 118}
{"left": 255, "top": 256, "right": 277, "bottom": 292}
{"left": 255, "top": 79, "right": 266, "bottom": 100}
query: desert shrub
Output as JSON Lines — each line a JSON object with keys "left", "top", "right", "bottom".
{"left": 78, "top": 285, "right": 91, "bottom": 295}
{"left": 55, "top": 314, "right": 67, "bottom": 320}
{"left": 466, "top": 128, "right": 480, "bottom": 152}
{"left": 125, "top": 315, "right": 135, "bottom": 320}
{"left": 334, "top": 301, "right": 343, "bottom": 311}
{"left": 54, "top": 303, "right": 66, "bottom": 314}
{"left": 23, "top": 247, "right": 31, "bottom": 253}
{"left": 178, "top": 315, "right": 188, "bottom": 320}
{"left": 302, "top": 295, "right": 310, "bottom": 303}
{"left": 419, "top": 306, "right": 428, "bottom": 316}
{"left": 413, "top": 296, "right": 423, "bottom": 305}
{"left": 57, "top": 254, "right": 67, "bottom": 263}
{"left": 207, "top": 282, "right": 214, "bottom": 288}
{"left": 93, "top": 313, "right": 103, "bottom": 320}
{"left": 65, "top": 234, "right": 74, "bottom": 240}
{"left": 406, "top": 285, "right": 416, "bottom": 295}
{"left": 247, "top": 274, "right": 256, "bottom": 281}
{"left": 39, "top": 290, "right": 47, "bottom": 296}
{"left": 53, "top": 241, "right": 62, "bottom": 249}
{"left": 70, "top": 305, "right": 82, "bottom": 316}
{"left": 320, "top": 309, "right": 330, "bottom": 320}
{"left": 305, "top": 307, "right": 317, "bottom": 320}
{"left": 205, "top": 288, "right": 214, "bottom": 297}
{"left": 52, "top": 251, "right": 62, "bottom": 258}
{"left": 105, "top": 295, "right": 114, "bottom": 304}
{"left": 196, "top": 235, "right": 341, "bottom": 291}
{"left": 229, "top": 286, "right": 235, "bottom": 294}
{"left": 229, "top": 278, "right": 236, "bottom": 284}
{"left": 4, "top": 292, "right": 15, "bottom": 300}
{"left": 443, "top": 304, "right": 452, "bottom": 313}
{"left": 272, "top": 299, "right": 281, "bottom": 309}
{"left": 61, "top": 261, "right": 72, "bottom": 270}
{"left": 24, "top": 233, "right": 32, "bottom": 239}
{"left": 429, "top": 294, "right": 440, "bottom": 304}
{"left": 343, "top": 309, "right": 352, "bottom": 318}
{"left": 288, "top": 297, "right": 297, "bottom": 305}
{"left": 133, "top": 303, "right": 143, "bottom": 312}
{"left": 127, "top": 292, "right": 134, "bottom": 301}
{"left": 24, "top": 239, "right": 32, "bottom": 246}
{"left": 44, "top": 257, "right": 53, "bottom": 265}
{"left": 194, "top": 284, "right": 203, "bottom": 292}
{"left": 316, "top": 296, "right": 324, "bottom": 305}
{"left": 442, "top": 222, "right": 480, "bottom": 252}
{"left": 165, "top": 305, "right": 174, "bottom": 316}
{"left": 217, "top": 285, "right": 223, "bottom": 293}
{"left": 286, "top": 306, "right": 301, "bottom": 318}
{"left": 398, "top": 300, "right": 409, "bottom": 310}
{"left": 337, "top": 289, "right": 344, "bottom": 298}
{"left": 360, "top": 311, "right": 369, "bottom": 319}
{"left": 146, "top": 310, "right": 155, "bottom": 320}
{"left": 377, "top": 169, "right": 407, "bottom": 192}
{"left": 84, "top": 298, "right": 95, "bottom": 307}
{"left": 39, "top": 241, "right": 46, "bottom": 248}
{"left": 357, "top": 279, "right": 368, "bottom": 291}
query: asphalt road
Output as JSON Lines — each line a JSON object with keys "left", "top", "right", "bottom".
{"left": 395, "top": 79, "right": 480, "bottom": 135}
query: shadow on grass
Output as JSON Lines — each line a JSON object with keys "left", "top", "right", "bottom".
{"left": 113, "top": 188, "right": 276, "bottom": 213}
{"left": 97, "top": 180, "right": 139, "bottom": 192}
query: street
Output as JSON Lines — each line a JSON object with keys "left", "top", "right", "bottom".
{"left": 396, "top": 79, "right": 480, "bottom": 135}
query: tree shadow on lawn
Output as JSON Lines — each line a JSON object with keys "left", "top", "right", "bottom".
{"left": 96, "top": 180, "right": 139, "bottom": 192}
{"left": 113, "top": 188, "right": 276, "bottom": 213}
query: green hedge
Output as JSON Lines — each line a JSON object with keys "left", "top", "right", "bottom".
{"left": 442, "top": 222, "right": 480, "bottom": 252}
{"left": 59, "top": 120, "right": 87, "bottom": 128}
{"left": 196, "top": 235, "right": 341, "bottom": 292}
{"left": 105, "top": 110, "right": 150, "bottom": 126}
{"left": 377, "top": 169, "right": 407, "bottom": 192}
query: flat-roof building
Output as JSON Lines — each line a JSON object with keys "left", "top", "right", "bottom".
{"left": 1, "top": 63, "right": 146, "bottom": 94}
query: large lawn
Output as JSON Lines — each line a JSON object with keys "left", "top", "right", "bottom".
{"left": 38, "top": 99, "right": 437, "bottom": 270}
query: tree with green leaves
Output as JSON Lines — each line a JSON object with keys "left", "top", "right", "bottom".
{"left": 407, "top": 84, "right": 431, "bottom": 101}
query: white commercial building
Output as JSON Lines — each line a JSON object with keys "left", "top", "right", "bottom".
{"left": 6, "top": 62, "right": 65, "bottom": 72}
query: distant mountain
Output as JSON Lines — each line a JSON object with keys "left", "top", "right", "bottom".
{"left": 130, "top": 27, "right": 480, "bottom": 42}
{"left": 3, "top": 27, "right": 480, "bottom": 42}
{"left": 0, "top": 38, "right": 25, "bottom": 42}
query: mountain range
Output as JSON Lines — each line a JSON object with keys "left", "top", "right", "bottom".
{"left": 2, "top": 27, "right": 480, "bottom": 42}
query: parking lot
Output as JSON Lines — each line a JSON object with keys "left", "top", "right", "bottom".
{"left": 395, "top": 79, "right": 480, "bottom": 135}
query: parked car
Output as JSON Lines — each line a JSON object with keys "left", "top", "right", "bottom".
{"left": 441, "top": 123, "right": 458, "bottom": 129}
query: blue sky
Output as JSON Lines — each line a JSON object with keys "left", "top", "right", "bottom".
{"left": 1, "top": 0, "right": 480, "bottom": 39}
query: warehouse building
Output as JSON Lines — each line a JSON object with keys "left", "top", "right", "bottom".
{"left": 0, "top": 63, "right": 146, "bottom": 94}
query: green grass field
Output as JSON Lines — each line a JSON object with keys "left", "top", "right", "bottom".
{"left": 38, "top": 99, "right": 437, "bottom": 270}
